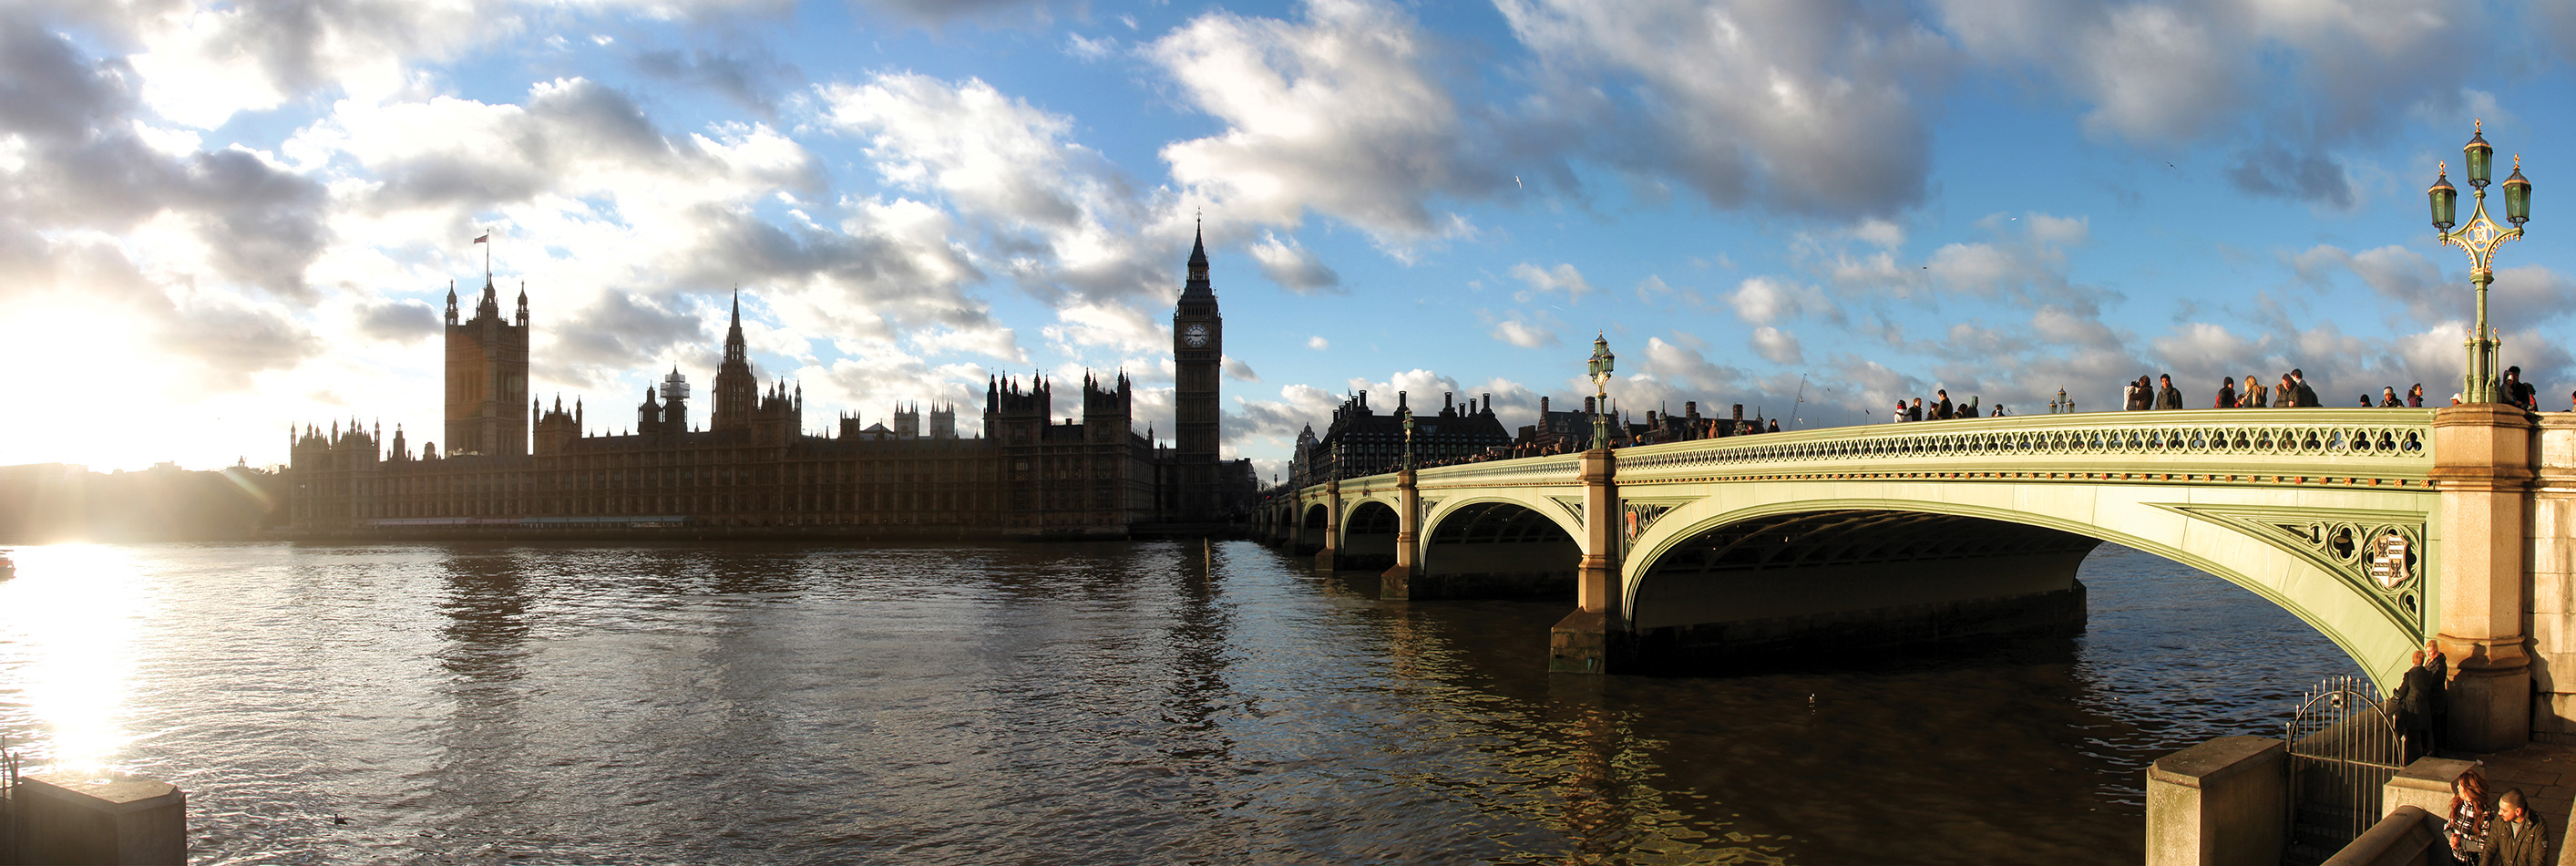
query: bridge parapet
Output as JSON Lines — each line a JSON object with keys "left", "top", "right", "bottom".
{"left": 1416, "top": 454, "right": 1584, "bottom": 487}
{"left": 1612, "top": 409, "right": 2434, "bottom": 482}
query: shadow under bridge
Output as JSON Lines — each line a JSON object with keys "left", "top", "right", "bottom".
{"left": 1626, "top": 510, "right": 2103, "bottom": 670}
{"left": 1410, "top": 500, "right": 1581, "bottom": 600}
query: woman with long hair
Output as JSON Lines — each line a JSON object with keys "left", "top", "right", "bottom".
{"left": 2448, "top": 768, "right": 2491, "bottom": 864}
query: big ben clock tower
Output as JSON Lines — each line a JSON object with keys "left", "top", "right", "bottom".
{"left": 1173, "top": 222, "right": 1222, "bottom": 518}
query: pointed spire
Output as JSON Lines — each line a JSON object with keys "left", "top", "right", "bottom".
{"left": 723, "top": 287, "right": 748, "bottom": 364}
{"left": 1182, "top": 211, "right": 1214, "bottom": 299}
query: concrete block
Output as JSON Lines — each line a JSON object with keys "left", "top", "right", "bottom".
{"left": 2318, "top": 806, "right": 2440, "bottom": 866}
{"left": 2383, "top": 757, "right": 2475, "bottom": 820}
{"left": 1549, "top": 610, "right": 1608, "bottom": 675}
{"left": 2146, "top": 736, "right": 2286, "bottom": 866}
{"left": 9, "top": 771, "right": 186, "bottom": 865}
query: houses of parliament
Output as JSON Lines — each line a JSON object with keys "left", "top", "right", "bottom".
{"left": 286, "top": 233, "right": 1255, "bottom": 538}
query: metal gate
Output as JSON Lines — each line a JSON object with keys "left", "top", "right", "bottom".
{"left": 0, "top": 736, "right": 19, "bottom": 863}
{"left": 2283, "top": 675, "right": 2408, "bottom": 864}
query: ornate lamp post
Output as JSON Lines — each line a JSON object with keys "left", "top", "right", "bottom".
{"left": 1400, "top": 406, "right": 1416, "bottom": 470}
{"left": 2429, "top": 120, "right": 2534, "bottom": 403}
{"left": 1586, "top": 333, "right": 1616, "bottom": 450}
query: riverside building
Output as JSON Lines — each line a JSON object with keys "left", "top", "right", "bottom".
{"left": 287, "top": 234, "right": 1255, "bottom": 538}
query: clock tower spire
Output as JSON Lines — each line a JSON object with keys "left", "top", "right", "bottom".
{"left": 1173, "top": 216, "right": 1222, "bottom": 519}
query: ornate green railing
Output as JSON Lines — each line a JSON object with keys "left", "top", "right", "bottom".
{"left": 1616, "top": 409, "right": 2435, "bottom": 479}
{"left": 1287, "top": 410, "right": 2440, "bottom": 500}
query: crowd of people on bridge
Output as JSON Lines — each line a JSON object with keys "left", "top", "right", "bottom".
{"left": 1889, "top": 387, "right": 2007, "bottom": 422}
{"left": 1883, "top": 366, "right": 2564, "bottom": 424}
{"left": 2113, "top": 366, "right": 2550, "bottom": 412}
{"left": 1406, "top": 409, "right": 1787, "bottom": 470}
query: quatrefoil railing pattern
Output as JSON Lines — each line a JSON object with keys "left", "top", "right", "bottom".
{"left": 1321, "top": 410, "right": 2439, "bottom": 498}
{"left": 1614, "top": 409, "right": 2435, "bottom": 477}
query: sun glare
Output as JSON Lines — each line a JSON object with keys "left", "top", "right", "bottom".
{"left": 0, "top": 304, "right": 170, "bottom": 469}
{"left": 1, "top": 543, "right": 149, "bottom": 775}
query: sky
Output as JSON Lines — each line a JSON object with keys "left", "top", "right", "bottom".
{"left": 6, "top": 0, "right": 2576, "bottom": 480}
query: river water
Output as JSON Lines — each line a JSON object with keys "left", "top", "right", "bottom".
{"left": 0, "top": 541, "right": 2360, "bottom": 864}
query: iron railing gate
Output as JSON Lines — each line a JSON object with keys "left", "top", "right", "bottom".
{"left": 0, "top": 736, "right": 19, "bottom": 863}
{"left": 2283, "top": 675, "right": 2407, "bottom": 864}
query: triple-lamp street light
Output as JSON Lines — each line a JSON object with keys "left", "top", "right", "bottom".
{"left": 1586, "top": 332, "right": 1616, "bottom": 450}
{"left": 1400, "top": 405, "right": 1415, "bottom": 471}
{"left": 2428, "top": 119, "right": 2534, "bottom": 404}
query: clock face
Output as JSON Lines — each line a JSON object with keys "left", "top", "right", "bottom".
{"left": 1184, "top": 323, "right": 1209, "bottom": 347}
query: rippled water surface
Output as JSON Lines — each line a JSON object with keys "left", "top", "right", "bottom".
{"left": 0, "top": 541, "right": 2360, "bottom": 864}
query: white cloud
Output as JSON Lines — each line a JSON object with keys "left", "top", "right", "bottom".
{"left": 1750, "top": 326, "right": 1802, "bottom": 365}
{"left": 1247, "top": 231, "right": 1342, "bottom": 294}
{"left": 1492, "top": 316, "right": 1557, "bottom": 348}
{"left": 817, "top": 70, "right": 1195, "bottom": 315}
{"left": 1064, "top": 33, "right": 1118, "bottom": 61}
{"left": 1852, "top": 218, "right": 1905, "bottom": 249}
{"left": 1150, "top": 0, "right": 1491, "bottom": 245}
{"left": 1726, "top": 276, "right": 1825, "bottom": 325}
{"left": 1510, "top": 262, "right": 1594, "bottom": 303}
{"left": 1496, "top": 0, "right": 1949, "bottom": 216}
{"left": 1935, "top": 0, "right": 2482, "bottom": 207}
{"left": 1041, "top": 299, "right": 1165, "bottom": 356}
{"left": 1307, "top": 335, "right": 1329, "bottom": 350}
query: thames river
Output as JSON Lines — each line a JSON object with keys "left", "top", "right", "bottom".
{"left": 0, "top": 541, "right": 2359, "bottom": 863}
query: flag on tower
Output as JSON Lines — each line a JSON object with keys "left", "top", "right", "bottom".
{"left": 473, "top": 234, "right": 488, "bottom": 243}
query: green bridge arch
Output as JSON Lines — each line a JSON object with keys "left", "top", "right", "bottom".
{"left": 1267, "top": 409, "right": 2445, "bottom": 687}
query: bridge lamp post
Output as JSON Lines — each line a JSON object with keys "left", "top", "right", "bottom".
{"left": 1586, "top": 333, "right": 1616, "bottom": 450}
{"left": 1400, "top": 406, "right": 1415, "bottom": 470}
{"left": 2428, "top": 119, "right": 2533, "bottom": 404}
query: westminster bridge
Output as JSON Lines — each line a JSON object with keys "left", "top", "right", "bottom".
{"left": 1253, "top": 405, "right": 2576, "bottom": 752}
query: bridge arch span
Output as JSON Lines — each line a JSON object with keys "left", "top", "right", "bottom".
{"left": 1339, "top": 500, "right": 1402, "bottom": 570}
{"left": 1421, "top": 494, "right": 1587, "bottom": 551}
{"left": 1622, "top": 491, "right": 2428, "bottom": 686}
{"left": 1409, "top": 498, "right": 1586, "bottom": 599}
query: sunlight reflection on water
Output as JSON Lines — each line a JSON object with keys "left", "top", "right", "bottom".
{"left": 3, "top": 543, "right": 146, "bottom": 775}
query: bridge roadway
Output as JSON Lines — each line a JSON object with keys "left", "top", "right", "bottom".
{"left": 1255, "top": 406, "right": 2576, "bottom": 753}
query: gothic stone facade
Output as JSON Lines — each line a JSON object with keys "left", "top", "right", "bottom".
{"left": 291, "top": 244, "right": 1224, "bottom": 538}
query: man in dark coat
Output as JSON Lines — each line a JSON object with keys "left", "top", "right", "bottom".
{"left": 2396, "top": 649, "right": 2441, "bottom": 759}
{"left": 2292, "top": 369, "right": 2321, "bottom": 407}
{"left": 2155, "top": 375, "right": 2182, "bottom": 409}
{"left": 1934, "top": 389, "right": 1954, "bottom": 420}
{"left": 2482, "top": 789, "right": 2548, "bottom": 866}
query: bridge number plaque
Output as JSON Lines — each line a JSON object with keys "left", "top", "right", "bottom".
{"left": 2370, "top": 531, "right": 2412, "bottom": 590}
